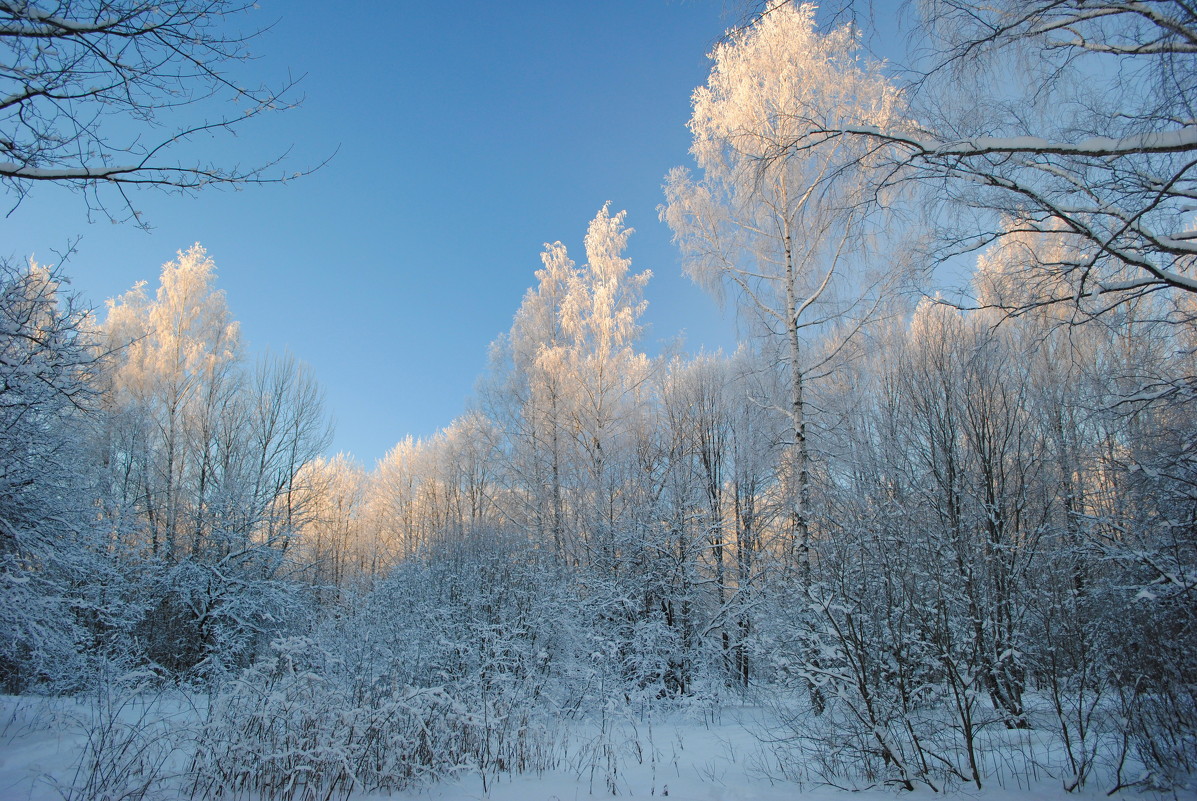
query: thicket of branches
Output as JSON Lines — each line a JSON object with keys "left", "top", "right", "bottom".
{"left": 0, "top": 0, "right": 308, "bottom": 222}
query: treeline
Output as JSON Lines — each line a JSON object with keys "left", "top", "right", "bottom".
{"left": 298, "top": 209, "right": 1197, "bottom": 792}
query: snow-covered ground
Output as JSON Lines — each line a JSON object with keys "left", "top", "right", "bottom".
{"left": 1, "top": 695, "right": 1139, "bottom": 801}
{"left": 2, "top": 695, "right": 88, "bottom": 801}
{"left": 388, "top": 714, "right": 1113, "bottom": 801}
{"left": 1, "top": 692, "right": 194, "bottom": 801}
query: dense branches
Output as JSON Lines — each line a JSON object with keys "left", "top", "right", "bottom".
{"left": 776, "top": 0, "right": 1197, "bottom": 316}
{"left": 0, "top": 0, "right": 306, "bottom": 220}
{"left": 0, "top": 258, "right": 102, "bottom": 691}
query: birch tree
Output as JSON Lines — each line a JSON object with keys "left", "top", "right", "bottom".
{"left": 292, "top": 454, "right": 367, "bottom": 601}
{"left": 485, "top": 205, "right": 652, "bottom": 570}
{"left": 102, "top": 243, "right": 242, "bottom": 561}
{"left": 367, "top": 436, "right": 429, "bottom": 564}
{"left": 662, "top": 1, "right": 901, "bottom": 579}
{"left": 556, "top": 204, "right": 652, "bottom": 574}
{"left": 482, "top": 241, "right": 577, "bottom": 559}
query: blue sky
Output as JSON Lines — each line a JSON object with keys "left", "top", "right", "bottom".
{"left": 4, "top": 1, "right": 886, "bottom": 464}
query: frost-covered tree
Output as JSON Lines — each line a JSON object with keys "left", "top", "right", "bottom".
{"left": 655, "top": 354, "right": 732, "bottom": 687}
{"left": 291, "top": 454, "right": 368, "bottom": 601}
{"left": 662, "top": 1, "right": 903, "bottom": 579}
{"left": 0, "top": 259, "right": 108, "bottom": 691}
{"left": 482, "top": 239, "right": 578, "bottom": 558}
{"left": 365, "top": 411, "right": 503, "bottom": 571}
{"left": 898, "top": 299, "right": 1043, "bottom": 730}
{"left": 481, "top": 204, "right": 652, "bottom": 571}
{"left": 368, "top": 435, "right": 436, "bottom": 563}
{"left": 439, "top": 411, "right": 502, "bottom": 539}
{"left": 651, "top": 349, "right": 789, "bottom": 689}
{"left": 102, "top": 243, "right": 242, "bottom": 560}
{"left": 97, "top": 244, "right": 331, "bottom": 678}
{"left": 786, "top": 0, "right": 1197, "bottom": 317}
{"left": 556, "top": 204, "right": 653, "bottom": 573}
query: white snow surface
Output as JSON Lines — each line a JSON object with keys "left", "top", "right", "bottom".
{"left": 0, "top": 695, "right": 1138, "bottom": 801}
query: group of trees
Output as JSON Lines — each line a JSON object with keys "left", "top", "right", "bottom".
{"left": 0, "top": 0, "right": 326, "bottom": 691}
{"left": 787, "top": 284, "right": 1195, "bottom": 791}
{"left": 682, "top": 1, "right": 1195, "bottom": 790}
{"left": 1, "top": 244, "right": 333, "bottom": 690}
{"left": 1, "top": 0, "right": 1193, "bottom": 796}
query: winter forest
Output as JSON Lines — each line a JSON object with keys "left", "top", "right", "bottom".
{"left": 2, "top": 1, "right": 1195, "bottom": 799}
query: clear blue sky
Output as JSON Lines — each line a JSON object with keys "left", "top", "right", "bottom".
{"left": 4, "top": 1, "right": 895, "bottom": 465}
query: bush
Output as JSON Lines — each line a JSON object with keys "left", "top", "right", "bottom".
{"left": 190, "top": 628, "right": 562, "bottom": 800}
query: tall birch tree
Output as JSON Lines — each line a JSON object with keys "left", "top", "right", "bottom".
{"left": 482, "top": 241, "right": 578, "bottom": 559}
{"left": 556, "top": 204, "right": 652, "bottom": 574}
{"left": 661, "top": 2, "right": 901, "bottom": 579}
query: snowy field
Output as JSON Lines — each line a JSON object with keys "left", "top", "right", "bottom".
{"left": 0, "top": 694, "right": 1148, "bottom": 801}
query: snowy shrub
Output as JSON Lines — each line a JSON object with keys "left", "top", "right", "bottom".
{"left": 1106, "top": 588, "right": 1197, "bottom": 794}
{"left": 0, "top": 554, "right": 87, "bottom": 693}
{"left": 132, "top": 548, "right": 312, "bottom": 686}
{"left": 0, "top": 260, "right": 116, "bottom": 694}
{"left": 765, "top": 584, "right": 970, "bottom": 793}
{"left": 191, "top": 609, "right": 565, "bottom": 800}
{"left": 192, "top": 637, "right": 467, "bottom": 798}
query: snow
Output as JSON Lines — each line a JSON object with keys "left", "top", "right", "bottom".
{"left": 825, "top": 123, "right": 1197, "bottom": 159}
{"left": 0, "top": 162, "right": 140, "bottom": 180}
{"left": 935, "top": 127, "right": 1197, "bottom": 157}
{"left": 0, "top": 696, "right": 1148, "bottom": 801}
{"left": 1, "top": 697, "right": 80, "bottom": 801}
